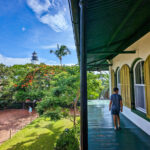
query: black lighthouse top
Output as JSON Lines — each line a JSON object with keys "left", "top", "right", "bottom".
{"left": 32, "top": 51, "right": 38, "bottom": 61}
{"left": 31, "top": 51, "right": 39, "bottom": 64}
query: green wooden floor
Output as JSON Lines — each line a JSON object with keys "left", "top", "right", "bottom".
{"left": 88, "top": 100, "right": 150, "bottom": 150}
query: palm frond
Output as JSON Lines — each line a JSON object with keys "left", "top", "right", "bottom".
{"left": 49, "top": 44, "right": 71, "bottom": 65}
{"left": 50, "top": 50, "right": 54, "bottom": 53}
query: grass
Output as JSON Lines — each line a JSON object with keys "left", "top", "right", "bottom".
{"left": 0, "top": 117, "right": 73, "bottom": 150}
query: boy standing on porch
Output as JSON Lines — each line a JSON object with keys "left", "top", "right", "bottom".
{"left": 109, "top": 87, "right": 123, "bottom": 130}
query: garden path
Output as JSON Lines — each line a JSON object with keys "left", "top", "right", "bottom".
{"left": 0, "top": 109, "right": 38, "bottom": 144}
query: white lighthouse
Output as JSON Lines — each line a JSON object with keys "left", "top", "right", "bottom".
{"left": 31, "top": 51, "right": 38, "bottom": 64}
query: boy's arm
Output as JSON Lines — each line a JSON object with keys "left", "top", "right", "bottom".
{"left": 120, "top": 100, "right": 123, "bottom": 112}
{"left": 109, "top": 100, "right": 112, "bottom": 111}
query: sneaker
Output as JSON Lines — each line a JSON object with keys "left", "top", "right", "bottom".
{"left": 114, "top": 127, "right": 117, "bottom": 130}
{"left": 118, "top": 126, "right": 121, "bottom": 130}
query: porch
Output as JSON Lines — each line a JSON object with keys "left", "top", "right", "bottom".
{"left": 88, "top": 100, "right": 150, "bottom": 150}
{"left": 68, "top": 0, "right": 150, "bottom": 149}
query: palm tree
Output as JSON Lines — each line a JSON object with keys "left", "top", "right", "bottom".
{"left": 50, "top": 44, "right": 71, "bottom": 66}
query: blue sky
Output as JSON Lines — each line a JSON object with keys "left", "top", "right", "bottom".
{"left": 0, "top": 0, "right": 77, "bottom": 65}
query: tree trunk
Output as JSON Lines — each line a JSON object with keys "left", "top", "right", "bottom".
{"left": 60, "top": 57, "right": 62, "bottom": 66}
{"left": 74, "top": 89, "right": 80, "bottom": 127}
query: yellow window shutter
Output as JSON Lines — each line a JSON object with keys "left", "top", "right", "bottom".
{"left": 111, "top": 69, "right": 115, "bottom": 94}
{"left": 120, "top": 65, "right": 131, "bottom": 108}
{"left": 144, "top": 56, "right": 150, "bottom": 118}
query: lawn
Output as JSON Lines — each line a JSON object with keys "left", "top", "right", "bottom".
{"left": 0, "top": 117, "right": 73, "bottom": 150}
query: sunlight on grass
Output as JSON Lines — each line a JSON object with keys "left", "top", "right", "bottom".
{"left": 0, "top": 117, "right": 73, "bottom": 150}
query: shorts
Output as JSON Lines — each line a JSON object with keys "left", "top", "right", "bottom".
{"left": 111, "top": 109, "right": 120, "bottom": 116}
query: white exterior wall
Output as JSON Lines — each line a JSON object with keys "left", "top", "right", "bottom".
{"left": 109, "top": 66, "right": 112, "bottom": 97}
{"left": 112, "top": 32, "right": 150, "bottom": 70}
{"left": 111, "top": 32, "right": 150, "bottom": 134}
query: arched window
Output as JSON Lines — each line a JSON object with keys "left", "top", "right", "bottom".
{"left": 134, "top": 60, "right": 146, "bottom": 113}
{"left": 117, "top": 68, "right": 121, "bottom": 94}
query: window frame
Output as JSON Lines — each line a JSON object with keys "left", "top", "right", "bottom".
{"left": 133, "top": 60, "right": 145, "bottom": 85}
{"left": 133, "top": 59, "right": 146, "bottom": 113}
{"left": 117, "top": 68, "right": 121, "bottom": 94}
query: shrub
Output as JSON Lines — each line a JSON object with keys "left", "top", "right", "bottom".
{"left": 7, "top": 102, "right": 23, "bottom": 109}
{"left": 0, "top": 100, "right": 10, "bottom": 109}
{"left": 62, "top": 109, "right": 69, "bottom": 118}
{"left": 35, "top": 96, "right": 54, "bottom": 115}
{"left": 36, "top": 103, "right": 44, "bottom": 115}
{"left": 55, "top": 129, "right": 80, "bottom": 150}
{"left": 44, "top": 108, "right": 62, "bottom": 121}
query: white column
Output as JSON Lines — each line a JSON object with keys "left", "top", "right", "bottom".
{"left": 109, "top": 66, "right": 112, "bottom": 97}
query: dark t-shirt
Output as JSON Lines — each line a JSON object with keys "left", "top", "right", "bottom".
{"left": 110, "top": 94, "right": 122, "bottom": 111}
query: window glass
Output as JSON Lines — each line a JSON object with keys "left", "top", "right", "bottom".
{"left": 141, "top": 61, "right": 144, "bottom": 84}
{"left": 117, "top": 69, "right": 120, "bottom": 84}
{"left": 135, "top": 61, "right": 144, "bottom": 84}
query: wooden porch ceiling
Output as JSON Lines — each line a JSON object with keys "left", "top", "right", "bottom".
{"left": 69, "top": 0, "right": 150, "bottom": 71}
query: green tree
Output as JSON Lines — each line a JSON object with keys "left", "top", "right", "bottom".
{"left": 36, "top": 66, "right": 80, "bottom": 120}
{"left": 87, "top": 72, "right": 103, "bottom": 100}
{"left": 0, "top": 64, "right": 14, "bottom": 101}
{"left": 0, "top": 64, "right": 107, "bottom": 112}
{"left": 50, "top": 44, "right": 71, "bottom": 66}
{"left": 99, "top": 72, "right": 109, "bottom": 99}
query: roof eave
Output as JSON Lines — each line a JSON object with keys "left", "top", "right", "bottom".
{"left": 68, "top": 0, "right": 80, "bottom": 63}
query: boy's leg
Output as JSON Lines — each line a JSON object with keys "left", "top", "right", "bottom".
{"left": 113, "top": 115, "right": 117, "bottom": 129}
{"left": 116, "top": 114, "right": 120, "bottom": 128}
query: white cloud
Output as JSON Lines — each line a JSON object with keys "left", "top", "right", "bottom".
{"left": 27, "top": 0, "right": 51, "bottom": 14}
{"left": 41, "top": 44, "right": 57, "bottom": 49}
{"left": 64, "top": 7, "right": 67, "bottom": 12}
{"left": 68, "top": 45, "right": 76, "bottom": 50}
{"left": 0, "top": 54, "right": 31, "bottom": 66}
{"left": 22, "top": 27, "right": 26, "bottom": 31}
{"left": 39, "top": 58, "right": 57, "bottom": 65}
{"left": 0, "top": 54, "right": 57, "bottom": 66}
{"left": 63, "top": 63, "right": 76, "bottom": 66}
{"left": 38, "top": 12, "right": 68, "bottom": 32}
{"left": 27, "top": 0, "right": 68, "bottom": 32}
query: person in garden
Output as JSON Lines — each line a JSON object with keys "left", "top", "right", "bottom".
{"left": 28, "top": 106, "right": 32, "bottom": 114}
{"left": 109, "top": 87, "right": 123, "bottom": 130}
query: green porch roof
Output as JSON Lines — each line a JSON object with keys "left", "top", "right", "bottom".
{"left": 69, "top": 0, "right": 150, "bottom": 71}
